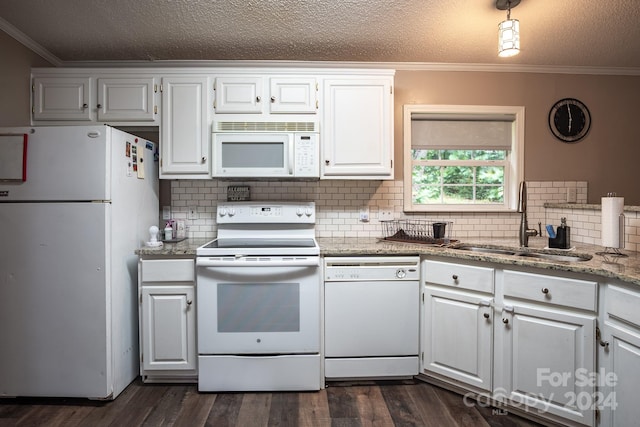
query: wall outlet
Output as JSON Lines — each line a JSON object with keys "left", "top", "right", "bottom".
{"left": 567, "top": 187, "right": 577, "bottom": 203}
{"left": 187, "top": 206, "right": 198, "bottom": 220}
{"left": 162, "top": 206, "right": 172, "bottom": 220}
{"left": 359, "top": 206, "right": 370, "bottom": 222}
{"left": 379, "top": 210, "right": 394, "bottom": 221}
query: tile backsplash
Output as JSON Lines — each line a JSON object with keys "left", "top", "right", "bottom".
{"left": 546, "top": 204, "right": 640, "bottom": 252}
{"left": 169, "top": 179, "right": 589, "bottom": 242}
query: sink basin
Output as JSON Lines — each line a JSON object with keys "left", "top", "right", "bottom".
{"left": 516, "top": 252, "right": 592, "bottom": 262}
{"left": 453, "top": 245, "right": 591, "bottom": 262}
{"left": 454, "top": 245, "right": 518, "bottom": 256}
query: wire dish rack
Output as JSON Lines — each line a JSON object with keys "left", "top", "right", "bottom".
{"left": 381, "top": 219, "right": 455, "bottom": 245}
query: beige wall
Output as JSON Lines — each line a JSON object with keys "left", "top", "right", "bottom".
{"left": 395, "top": 70, "right": 640, "bottom": 204}
{"left": 2, "top": 32, "right": 639, "bottom": 203}
{"left": 0, "top": 31, "right": 51, "bottom": 126}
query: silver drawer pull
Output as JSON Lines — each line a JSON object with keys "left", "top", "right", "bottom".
{"left": 484, "top": 313, "right": 490, "bottom": 319}
{"left": 541, "top": 287, "right": 550, "bottom": 294}
{"left": 502, "top": 318, "right": 509, "bottom": 324}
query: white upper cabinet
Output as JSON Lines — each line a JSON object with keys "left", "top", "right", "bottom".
{"left": 97, "top": 77, "right": 157, "bottom": 122}
{"left": 32, "top": 74, "right": 159, "bottom": 124}
{"left": 32, "top": 76, "right": 93, "bottom": 121}
{"left": 322, "top": 76, "right": 394, "bottom": 179}
{"left": 30, "top": 67, "right": 395, "bottom": 180}
{"left": 269, "top": 77, "right": 317, "bottom": 114}
{"left": 159, "top": 76, "right": 210, "bottom": 179}
{"left": 214, "top": 76, "right": 317, "bottom": 115}
{"left": 214, "top": 77, "right": 263, "bottom": 114}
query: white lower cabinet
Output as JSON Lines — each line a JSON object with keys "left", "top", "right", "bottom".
{"left": 139, "top": 257, "right": 197, "bottom": 382}
{"left": 496, "top": 270, "right": 597, "bottom": 426}
{"left": 421, "top": 259, "right": 494, "bottom": 392}
{"left": 599, "top": 283, "right": 640, "bottom": 427}
{"left": 421, "top": 258, "right": 598, "bottom": 426}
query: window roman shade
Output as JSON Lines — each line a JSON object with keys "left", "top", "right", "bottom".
{"left": 411, "top": 113, "right": 514, "bottom": 150}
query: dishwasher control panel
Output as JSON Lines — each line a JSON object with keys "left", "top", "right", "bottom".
{"left": 324, "top": 256, "right": 420, "bottom": 281}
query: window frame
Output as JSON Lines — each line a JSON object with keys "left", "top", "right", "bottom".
{"left": 403, "top": 104, "right": 525, "bottom": 213}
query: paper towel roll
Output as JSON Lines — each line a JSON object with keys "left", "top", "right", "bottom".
{"left": 601, "top": 196, "right": 625, "bottom": 248}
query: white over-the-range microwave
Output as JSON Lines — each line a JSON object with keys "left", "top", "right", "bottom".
{"left": 212, "top": 121, "right": 319, "bottom": 178}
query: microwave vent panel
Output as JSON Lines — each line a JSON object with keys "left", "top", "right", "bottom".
{"left": 215, "top": 121, "right": 317, "bottom": 132}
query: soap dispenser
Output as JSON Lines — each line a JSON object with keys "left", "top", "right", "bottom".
{"left": 549, "top": 217, "right": 571, "bottom": 249}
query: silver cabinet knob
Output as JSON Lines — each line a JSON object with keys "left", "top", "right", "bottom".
{"left": 82, "top": 104, "right": 88, "bottom": 109}
{"left": 600, "top": 340, "right": 609, "bottom": 349}
{"left": 452, "top": 274, "right": 459, "bottom": 281}
{"left": 256, "top": 96, "right": 261, "bottom": 102}
{"left": 502, "top": 318, "right": 509, "bottom": 324}
{"left": 97, "top": 104, "right": 102, "bottom": 109}
{"left": 541, "top": 287, "right": 549, "bottom": 294}
{"left": 271, "top": 96, "right": 276, "bottom": 103}
{"left": 484, "top": 313, "right": 490, "bottom": 319}
{"left": 187, "top": 300, "right": 193, "bottom": 306}
{"left": 201, "top": 157, "right": 207, "bottom": 163}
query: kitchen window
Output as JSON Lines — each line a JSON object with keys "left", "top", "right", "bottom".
{"left": 403, "top": 105, "right": 524, "bottom": 212}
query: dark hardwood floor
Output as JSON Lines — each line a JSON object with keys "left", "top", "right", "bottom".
{"left": 0, "top": 378, "right": 545, "bottom": 427}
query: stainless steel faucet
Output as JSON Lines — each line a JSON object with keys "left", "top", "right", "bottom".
{"left": 518, "top": 181, "right": 538, "bottom": 247}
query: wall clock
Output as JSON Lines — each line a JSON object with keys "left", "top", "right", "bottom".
{"left": 548, "top": 98, "right": 591, "bottom": 143}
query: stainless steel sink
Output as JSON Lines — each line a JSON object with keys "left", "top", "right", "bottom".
{"left": 516, "top": 252, "right": 592, "bottom": 262}
{"left": 454, "top": 245, "right": 518, "bottom": 256}
{"left": 453, "top": 245, "right": 591, "bottom": 262}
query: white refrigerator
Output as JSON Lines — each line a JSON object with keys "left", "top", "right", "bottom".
{"left": 0, "top": 125, "right": 159, "bottom": 399}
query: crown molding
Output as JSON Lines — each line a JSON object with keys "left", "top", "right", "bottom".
{"left": 0, "top": 16, "right": 62, "bottom": 66}
{"left": 54, "top": 59, "right": 640, "bottom": 76}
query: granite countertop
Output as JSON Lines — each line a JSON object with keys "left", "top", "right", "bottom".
{"left": 137, "top": 236, "right": 640, "bottom": 287}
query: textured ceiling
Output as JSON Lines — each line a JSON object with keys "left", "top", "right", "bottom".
{"left": 1, "top": 0, "right": 639, "bottom": 69}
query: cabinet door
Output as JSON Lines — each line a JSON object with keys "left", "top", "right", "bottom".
{"left": 600, "top": 284, "right": 640, "bottom": 426}
{"left": 97, "top": 77, "right": 157, "bottom": 122}
{"left": 422, "top": 286, "right": 493, "bottom": 391}
{"left": 269, "top": 77, "right": 317, "bottom": 114}
{"left": 498, "top": 303, "right": 596, "bottom": 426}
{"left": 599, "top": 325, "right": 640, "bottom": 427}
{"left": 322, "top": 78, "right": 393, "bottom": 178}
{"left": 32, "top": 76, "right": 93, "bottom": 121}
{"left": 160, "top": 76, "right": 210, "bottom": 178}
{"left": 141, "top": 286, "right": 196, "bottom": 371}
{"left": 214, "top": 76, "right": 263, "bottom": 114}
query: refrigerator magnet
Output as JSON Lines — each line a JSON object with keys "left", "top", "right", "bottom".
{"left": 137, "top": 150, "right": 145, "bottom": 179}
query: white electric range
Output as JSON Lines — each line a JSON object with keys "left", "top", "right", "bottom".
{"left": 196, "top": 201, "right": 321, "bottom": 392}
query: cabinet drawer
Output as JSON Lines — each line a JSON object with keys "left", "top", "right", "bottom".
{"left": 605, "top": 285, "right": 640, "bottom": 328}
{"left": 423, "top": 259, "right": 494, "bottom": 293}
{"left": 141, "top": 259, "right": 195, "bottom": 282}
{"left": 503, "top": 270, "right": 597, "bottom": 311}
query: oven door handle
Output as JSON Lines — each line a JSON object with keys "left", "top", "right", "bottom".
{"left": 196, "top": 257, "right": 320, "bottom": 268}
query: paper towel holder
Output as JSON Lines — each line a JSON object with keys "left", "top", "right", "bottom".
{"left": 596, "top": 192, "right": 627, "bottom": 258}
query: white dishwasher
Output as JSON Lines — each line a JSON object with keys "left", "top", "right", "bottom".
{"left": 324, "top": 256, "right": 420, "bottom": 380}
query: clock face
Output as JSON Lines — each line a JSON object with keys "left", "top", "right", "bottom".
{"left": 548, "top": 98, "right": 591, "bottom": 143}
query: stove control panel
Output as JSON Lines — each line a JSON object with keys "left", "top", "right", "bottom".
{"left": 217, "top": 201, "right": 315, "bottom": 223}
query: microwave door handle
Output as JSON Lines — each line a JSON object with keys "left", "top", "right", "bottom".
{"left": 288, "top": 137, "right": 294, "bottom": 175}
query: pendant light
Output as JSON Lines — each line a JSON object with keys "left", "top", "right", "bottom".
{"left": 496, "top": 0, "right": 521, "bottom": 57}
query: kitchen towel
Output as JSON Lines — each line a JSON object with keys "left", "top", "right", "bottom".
{"left": 601, "top": 196, "right": 625, "bottom": 248}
